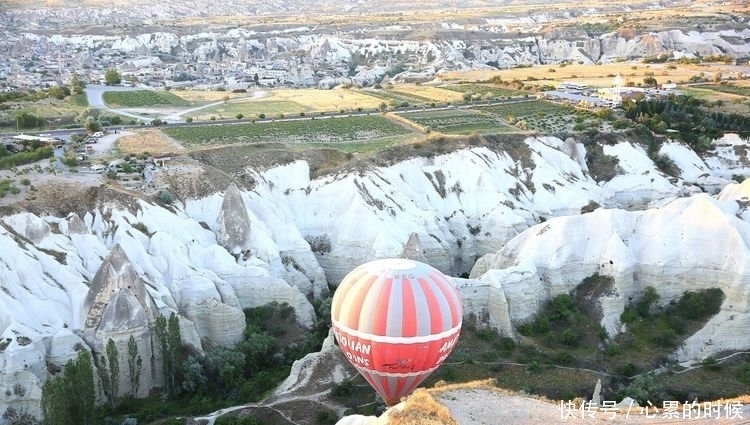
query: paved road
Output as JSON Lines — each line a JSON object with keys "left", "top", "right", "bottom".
{"left": 85, "top": 84, "right": 248, "bottom": 124}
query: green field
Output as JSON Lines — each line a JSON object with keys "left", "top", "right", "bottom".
{"left": 163, "top": 115, "right": 412, "bottom": 145}
{"left": 402, "top": 108, "right": 516, "bottom": 134}
{"left": 188, "top": 100, "right": 306, "bottom": 120}
{"left": 102, "top": 90, "right": 192, "bottom": 107}
{"left": 476, "top": 100, "right": 596, "bottom": 133}
{"left": 443, "top": 83, "right": 525, "bottom": 99}
{"left": 360, "top": 89, "right": 434, "bottom": 107}
{"left": 693, "top": 83, "right": 750, "bottom": 97}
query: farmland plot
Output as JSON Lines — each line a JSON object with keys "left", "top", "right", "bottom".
{"left": 102, "top": 90, "right": 192, "bottom": 107}
{"left": 476, "top": 100, "right": 593, "bottom": 133}
{"left": 402, "top": 109, "right": 516, "bottom": 134}
{"left": 442, "top": 84, "right": 524, "bottom": 99}
{"left": 163, "top": 115, "right": 412, "bottom": 146}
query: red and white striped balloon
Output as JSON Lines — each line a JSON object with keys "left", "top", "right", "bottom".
{"left": 331, "top": 258, "right": 463, "bottom": 406}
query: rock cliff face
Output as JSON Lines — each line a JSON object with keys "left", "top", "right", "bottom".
{"left": 216, "top": 183, "right": 252, "bottom": 255}
{"left": 4, "top": 22, "right": 749, "bottom": 87}
{"left": 1, "top": 134, "right": 750, "bottom": 419}
{"left": 82, "top": 243, "right": 159, "bottom": 398}
{"left": 467, "top": 182, "right": 750, "bottom": 361}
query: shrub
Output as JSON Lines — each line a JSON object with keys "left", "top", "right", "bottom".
{"left": 158, "top": 190, "right": 175, "bottom": 204}
{"left": 315, "top": 409, "right": 339, "bottom": 425}
{"left": 132, "top": 222, "right": 149, "bottom": 235}
{"left": 672, "top": 288, "right": 723, "bottom": 320}
{"left": 617, "top": 362, "right": 638, "bottom": 377}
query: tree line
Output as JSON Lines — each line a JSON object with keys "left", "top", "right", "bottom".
{"left": 624, "top": 94, "right": 750, "bottom": 152}
{"left": 6, "top": 302, "right": 331, "bottom": 425}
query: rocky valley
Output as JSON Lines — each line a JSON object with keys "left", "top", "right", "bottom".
{"left": 2, "top": 130, "right": 750, "bottom": 423}
{"left": 2, "top": 1, "right": 750, "bottom": 424}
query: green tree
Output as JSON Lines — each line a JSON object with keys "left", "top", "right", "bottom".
{"left": 127, "top": 335, "right": 142, "bottom": 397}
{"left": 155, "top": 312, "right": 182, "bottom": 397}
{"left": 643, "top": 76, "right": 658, "bottom": 87}
{"left": 15, "top": 112, "right": 43, "bottom": 130}
{"left": 105, "top": 338, "right": 119, "bottom": 409}
{"left": 168, "top": 312, "right": 182, "bottom": 392}
{"left": 104, "top": 68, "right": 122, "bottom": 86}
{"left": 83, "top": 117, "right": 102, "bottom": 134}
{"left": 41, "top": 349, "right": 95, "bottom": 425}
{"left": 48, "top": 85, "right": 70, "bottom": 100}
{"left": 70, "top": 74, "right": 86, "bottom": 95}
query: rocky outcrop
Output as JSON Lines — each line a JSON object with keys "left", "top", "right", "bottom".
{"left": 1, "top": 133, "right": 750, "bottom": 419}
{"left": 400, "top": 232, "right": 428, "bottom": 262}
{"left": 181, "top": 298, "right": 245, "bottom": 348}
{"left": 467, "top": 182, "right": 750, "bottom": 361}
{"left": 267, "top": 331, "right": 355, "bottom": 402}
{"left": 83, "top": 244, "right": 158, "bottom": 332}
{"left": 216, "top": 183, "right": 252, "bottom": 255}
{"left": 82, "top": 243, "right": 161, "bottom": 398}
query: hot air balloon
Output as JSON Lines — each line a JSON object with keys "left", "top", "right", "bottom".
{"left": 331, "top": 258, "right": 463, "bottom": 406}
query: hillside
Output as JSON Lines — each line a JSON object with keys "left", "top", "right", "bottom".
{"left": 2, "top": 129, "right": 750, "bottom": 424}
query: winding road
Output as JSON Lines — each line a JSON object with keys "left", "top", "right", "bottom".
{"left": 85, "top": 84, "right": 226, "bottom": 124}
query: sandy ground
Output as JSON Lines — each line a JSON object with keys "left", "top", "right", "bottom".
{"left": 337, "top": 384, "right": 750, "bottom": 425}
{"left": 435, "top": 388, "right": 750, "bottom": 424}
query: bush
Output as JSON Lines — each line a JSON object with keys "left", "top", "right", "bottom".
{"left": 330, "top": 379, "right": 355, "bottom": 397}
{"left": 215, "top": 414, "right": 261, "bottom": 425}
{"left": 315, "top": 409, "right": 339, "bottom": 425}
{"left": 672, "top": 288, "right": 724, "bottom": 320}
{"left": 158, "top": 190, "right": 175, "bottom": 204}
{"left": 617, "top": 362, "right": 638, "bottom": 377}
{"left": 702, "top": 356, "right": 721, "bottom": 371}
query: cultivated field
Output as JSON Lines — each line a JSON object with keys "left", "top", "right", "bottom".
{"left": 116, "top": 129, "right": 186, "bottom": 155}
{"left": 475, "top": 101, "right": 601, "bottom": 134}
{"left": 402, "top": 109, "right": 516, "bottom": 135}
{"left": 386, "top": 84, "right": 466, "bottom": 103}
{"left": 163, "top": 115, "right": 412, "bottom": 146}
{"left": 186, "top": 87, "right": 385, "bottom": 120}
{"left": 102, "top": 90, "right": 192, "bottom": 107}
{"left": 168, "top": 89, "right": 253, "bottom": 102}
{"left": 441, "top": 83, "right": 525, "bottom": 99}
{"left": 440, "top": 62, "right": 750, "bottom": 89}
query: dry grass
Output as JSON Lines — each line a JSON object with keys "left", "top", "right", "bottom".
{"left": 168, "top": 89, "right": 251, "bottom": 102}
{"left": 392, "top": 84, "right": 466, "bottom": 103}
{"left": 388, "top": 389, "right": 458, "bottom": 425}
{"left": 262, "top": 87, "right": 384, "bottom": 111}
{"left": 440, "top": 63, "right": 748, "bottom": 89}
{"left": 116, "top": 129, "right": 185, "bottom": 156}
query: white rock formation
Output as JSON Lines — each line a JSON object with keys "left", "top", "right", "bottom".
{"left": 1, "top": 133, "right": 750, "bottom": 418}
{"left": 468, "top": 181, "right": 750, "bottom": 361}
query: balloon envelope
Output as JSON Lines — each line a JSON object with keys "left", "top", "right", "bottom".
{"left": 331, "top": 258, "right": 462, "bottom": 406}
